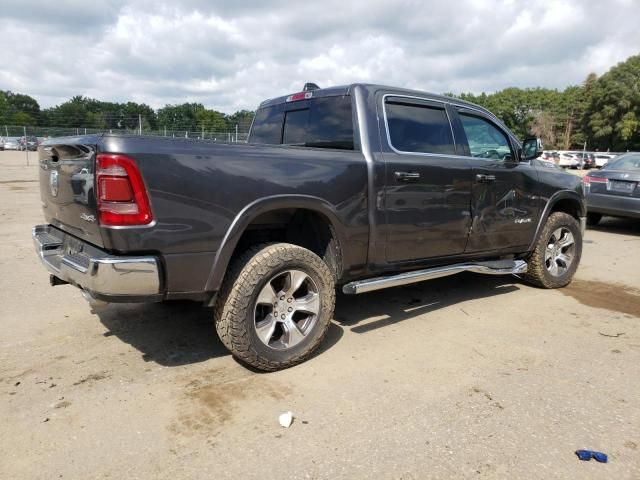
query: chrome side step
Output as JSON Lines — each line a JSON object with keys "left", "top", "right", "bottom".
{"left": 342, "top": 260, "right": 528, "bottom": 295}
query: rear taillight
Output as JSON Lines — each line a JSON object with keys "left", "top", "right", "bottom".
{"left": 583, "top": 175, "right": 607, "bottom": 187}
{"left": 96, "top": 153, "right": 153, "bottom": 226}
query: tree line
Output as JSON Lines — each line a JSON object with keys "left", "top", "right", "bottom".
{"left": 450, "top": 54, "right": 639, "bottom": 152}
{"left": 1, "top": 53, "right": 638, "bottom": 150}
{"left": 0, "top": 92, "right": 254, "bottom": 134}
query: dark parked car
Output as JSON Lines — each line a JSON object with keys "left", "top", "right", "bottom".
{"left": 19, "top": 136, "right": 39, "bottom": 151}
{"left": 32, "top": 83, "right": 586, "bottom": 371}
{"left": 584, "top": 152, "right": 640, "bottom": 225}
{"left": 575, "top": 152, "right": 595, "bottom": 169}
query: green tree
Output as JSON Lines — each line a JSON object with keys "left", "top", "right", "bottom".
{"left": 11, "top": 111, "right": 36, "bottom": 126}
{"left": 586, "top": 55, "right": 640, "bottom": 151}
{"left": 0, "top": 91, "right": 9, "bottom": 124}
{"left": 0, "top": 90, "right": 40, "bottom": 126}
{"left": 157, "top": 103, "right": 203, "bottom": 132}
{"left": 195, "top": 108, "right": 227, "bottom": 133}
{"left": 226, "top": 109, "right": 255, "bottom": 132}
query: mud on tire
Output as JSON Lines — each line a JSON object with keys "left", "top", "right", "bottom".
{"left": 524, "top": 212, "right": 582, "bottom": 289}
{"left": 213, "top": 242, "right": 336, "bottom": 371}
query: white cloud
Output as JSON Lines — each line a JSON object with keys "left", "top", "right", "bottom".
{"left": 0, "top": 0, "right": 638, "bottom": 113}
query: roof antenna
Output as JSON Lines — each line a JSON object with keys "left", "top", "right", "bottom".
{"left": 303, "top": 83, "right": 320, "bottom": 92}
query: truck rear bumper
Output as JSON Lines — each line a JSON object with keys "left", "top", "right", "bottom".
{"left": 33, "top": 224, "right": 162, "bottom": 302}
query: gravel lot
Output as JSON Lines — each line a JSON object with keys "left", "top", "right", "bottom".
{"left": 1, "top": 151, "right": 639, "bottom": 479}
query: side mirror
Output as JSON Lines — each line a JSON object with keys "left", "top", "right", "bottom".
{"left": 521, "top": 137, "right": 543, "bottom": 161}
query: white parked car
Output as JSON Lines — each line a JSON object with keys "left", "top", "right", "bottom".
{"left": 536, "top": 151, "right": 555, "bottom": 162}
{"left": 594, "top": 154, "right": 615, "bottom": 168}
{"left": 558, "top": 152, "right": 579, "bottom": 168}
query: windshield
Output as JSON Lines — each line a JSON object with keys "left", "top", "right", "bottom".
{"left": 603, "top": 153, "right": 640, "bottom": 171}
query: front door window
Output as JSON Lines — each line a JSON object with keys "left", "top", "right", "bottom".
{"left": 459, "top": 113, "right": 514, "bottom": 162}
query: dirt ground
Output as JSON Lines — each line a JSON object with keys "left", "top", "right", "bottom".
{"left": 1, "top": 151, "right": 639, "bottom": 479}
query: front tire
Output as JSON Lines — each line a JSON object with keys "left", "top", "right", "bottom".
{"left": 524, "top": 212, "right": 582, "bottom": 289}
{"left": 214, "top": 243, "right": 335, "bottom": 371}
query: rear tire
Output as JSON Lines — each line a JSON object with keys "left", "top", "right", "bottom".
{"left": 586, "top": 213, "right": 602, "bottom": 226}
{"left": 524, "top": 212, "right": 582, "bottom": 289}
{"left": 214, "top": 243, "right": 335, "bottom": 371}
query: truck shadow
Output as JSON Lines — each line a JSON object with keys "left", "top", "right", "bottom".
{"left": 96, "top": 301, "right": 344, "bottom": 368}
{"left": 588, "top": 217, "right": 640, "bottom": 236}
{"left": 97, "top": 302, "right": 224, "bottom": 366}
{"left": 334, "top": 273, "right": 521, "bottom": 334}
{"left": 96, "top": 273, "right": 520, "bottom": 367}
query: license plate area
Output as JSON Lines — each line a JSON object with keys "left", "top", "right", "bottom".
{"left": 608, "top": 180, "right": 636, "bottom": 194}
{"left": 63, "top": 236, "right": 85, "bottom": 256}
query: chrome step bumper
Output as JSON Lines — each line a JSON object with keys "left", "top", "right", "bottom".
{"left": 342, "top": 259, "right": 528, "bottom": 294}
{"left": 33, "top": 224, "right": 161, "bottom": 299}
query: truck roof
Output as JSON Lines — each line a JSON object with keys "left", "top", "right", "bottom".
{"left": 258, "top": 83, "right": 495, "bottom": 119}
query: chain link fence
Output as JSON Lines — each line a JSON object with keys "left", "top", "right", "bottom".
{"left": 1, "top": 123, "right": 251, "bottom": 166}
{"left": 1, "top": 124, "right": 250, "bottom": 145}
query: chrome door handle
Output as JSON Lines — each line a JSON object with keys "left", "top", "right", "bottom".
{"left": 476, "top": 174, "right": 496, "bottom": 183}
{"left": 394, "top": 171, "right": 421, "bottom": 181}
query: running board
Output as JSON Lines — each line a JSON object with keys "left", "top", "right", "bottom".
{"left": 342, "top": 260, "right": 528, "bottom": 295}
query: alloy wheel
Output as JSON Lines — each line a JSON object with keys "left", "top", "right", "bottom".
{"left": 544, "top": 227, "right": 575, "bottom": 276}
{"left": 253, "top": 270, "right": 320, "bottom": 350}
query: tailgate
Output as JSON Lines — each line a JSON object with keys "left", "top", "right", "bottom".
{"left": 39, "top": 136, "right": 104, "bottom": 247}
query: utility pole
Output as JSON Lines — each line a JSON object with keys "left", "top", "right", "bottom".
{"left": 202, "top": 124, "right": 204, "bottom": 139}
{"left": 138, "top": 114, "right": 142, "bottom": 135}
{"left": 4, "top": 125, "right": 8, "bottom": 137}
{"left": 164, "top": 125, "right": 167, "bottom": 137}
{"left": 23, "top": 126, "right": 29, "bottom": 166}
{"left": 235, "top": 124, "right": 238, "bottom": 142}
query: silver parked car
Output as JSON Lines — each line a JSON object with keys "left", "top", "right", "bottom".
{"left": 584, "top": 152, "right": 640, "bottom": 225}
{"left": 3, "top": 137, "right": 21, "bottom": 150}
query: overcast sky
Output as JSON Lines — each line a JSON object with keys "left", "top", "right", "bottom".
{"left": 0, "top": 0, "right": 638, "bottom": 113}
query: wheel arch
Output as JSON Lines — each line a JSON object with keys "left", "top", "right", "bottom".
{"left": 205, "top": 195, "right": 347, "bottom": 292}
{"left": 527, "top": 190, "right": 585, "bottom": 253}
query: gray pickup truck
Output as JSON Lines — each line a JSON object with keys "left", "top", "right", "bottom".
{"left": 33, "top": 83, "right": 586, "bottom": 370}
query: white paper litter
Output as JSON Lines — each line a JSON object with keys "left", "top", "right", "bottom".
{"left": 278, "top": 411, "right": 294, "bottom": 428}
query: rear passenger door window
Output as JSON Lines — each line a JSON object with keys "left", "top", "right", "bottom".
{"left": 385, "top": 99, "right": 456, "bottom": 155}
{"left": 458, "top": 113, "right": 514, "bottom": 162}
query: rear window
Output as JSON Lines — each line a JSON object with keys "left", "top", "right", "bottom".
{"left": 385, "top": 100, "right": 455, "bottom": 155}
{"left": 249, "top": 96, "right": 354, "bottom": 150}
{"left": 604, "top": 153, "right": 640, "bottom": 171}
{"left": 250, "top": 104, "right": 284, "bottom": 145}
